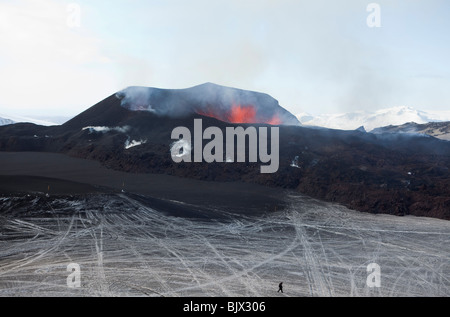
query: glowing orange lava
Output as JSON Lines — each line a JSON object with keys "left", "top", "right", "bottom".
{"left": 267, "top": 115, "right": 281, "bottom": 125}
{"left": 196, "top": 104, "right": 281, "bottom": 125}
{"left": 227, "top": 104, "right": 256, "bottom": 123}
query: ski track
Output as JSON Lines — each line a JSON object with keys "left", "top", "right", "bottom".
{"left": 0, "top": 193, "right": 449, "bottom": 297}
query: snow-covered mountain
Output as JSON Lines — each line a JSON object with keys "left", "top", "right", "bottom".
{"left": 0, "top": 117, "right": 14, "bottom": 126}
{"left": 0, "top": 114, "right": 69, "bottom": 126}
{"left": 297, "top": 106, "right": 450, "bottom": 132}
{"left": 372, "top": 121, "right": 450, "bottom": 141}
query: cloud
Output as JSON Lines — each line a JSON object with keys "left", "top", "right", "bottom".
{"left": 0, "top": 0, "right": 116, "bottom": 115}
{"left": 1, "top": 0, "right": 449, "bottom": 117}
{"left": 0, "top": 0, "right": 108, "bottom": 64}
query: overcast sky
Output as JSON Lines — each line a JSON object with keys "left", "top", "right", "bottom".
{"left": 0, "top": 0, "right": 449, "bottom": 117}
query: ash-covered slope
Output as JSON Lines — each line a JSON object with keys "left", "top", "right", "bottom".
{"left": 1, "top": 84, "right": 450, "bottom": 220}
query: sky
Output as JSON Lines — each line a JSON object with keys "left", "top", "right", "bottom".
{"left": 0, "top": 0, "right": 449, "bottom": 117}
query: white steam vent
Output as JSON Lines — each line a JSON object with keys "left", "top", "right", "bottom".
{"left": 124, "top": 139, "right": 147, "bottom": 150}
{"left": 82, "top": 126, "right": 130, "bottom": 134}
{"left": 170, "top": 139, "right": 192, "bottom": 161}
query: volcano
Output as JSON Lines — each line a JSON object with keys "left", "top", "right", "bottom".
{"left": 0, "top": 83, "right": 450, "bottom": 220}
{"left": 115, "top": 83, "right": 300, "bottom": 125}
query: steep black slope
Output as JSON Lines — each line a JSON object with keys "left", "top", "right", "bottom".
{"left": 62, "top": 94, "right": 132, "bottom": 130}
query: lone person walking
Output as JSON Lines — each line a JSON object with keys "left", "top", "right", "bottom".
{"left": 278, "top": 282, "right": 283, "bottom": 293}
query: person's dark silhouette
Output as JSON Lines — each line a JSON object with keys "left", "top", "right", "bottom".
{"left": 278, "top": 282, "right": 283, "bottom": 293}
